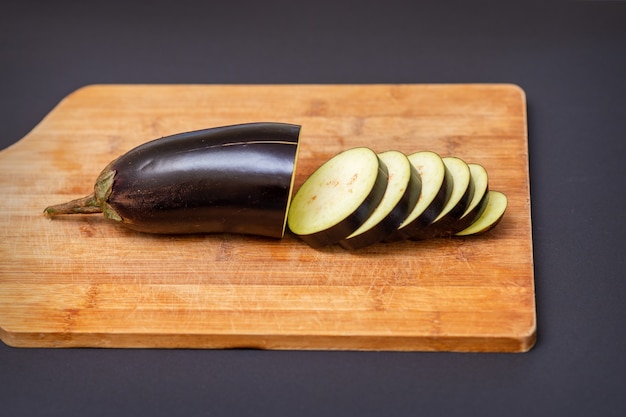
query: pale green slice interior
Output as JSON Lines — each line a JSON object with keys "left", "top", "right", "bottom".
{"left": 456, "top": 191, "right": 507, "bottom": 236}
{"left": 288, "top": 147, "right": 382, "bottom": 236}
{"left": 345, "top": 150, "right": 411, "bottom": 239}
{"left": 459, "top": 163, "right": 489, "bottom": 219}
{"left": 397, "top": 151, "right": 445, "bottom": 229}
{"left": 432, "top": 157, "right": 471, "bottom": 222}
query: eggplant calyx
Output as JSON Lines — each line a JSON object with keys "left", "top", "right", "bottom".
{"left": 43, "top": 168, "right": 122, "bottom": 222}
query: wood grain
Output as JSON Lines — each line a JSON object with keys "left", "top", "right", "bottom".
{"left": 0, "top": 84, "right": 535, "bottom": 351}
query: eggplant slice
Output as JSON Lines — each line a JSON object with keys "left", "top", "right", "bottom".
{"left": 385, "top": 151, "right": 452, "bottom": 241}
{"left": 446, "top": 163, "right": 490, "bottom": 235}
{"left": 287, "top": 147, "right": 388, "bottom": 248}
{"left": 455, "top": 191, "right": 507, "bottom": 236}
{"left": 339, "top": 150, "right": 420, "bottom": 250}
{"left": 415, "top": 156, "right": 474, "bottom": 239}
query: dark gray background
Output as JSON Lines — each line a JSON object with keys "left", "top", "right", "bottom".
{"left": 1, "top": 1, "right": 625, "bottom": 416}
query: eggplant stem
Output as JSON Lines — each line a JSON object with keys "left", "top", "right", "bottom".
{"left": 44, "top": 194, "right": 103, "bottom": 217}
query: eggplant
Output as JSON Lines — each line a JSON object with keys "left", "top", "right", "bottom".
{"left": 44, "top": 122, "right": 301, "bottom": 238}
{"left": 339, "top": 150, "right": 420, "bottom": 250}
{"left": 446, "top": 163, "right": 490, "bottom": 235}
{"left": 456, "top": 191, "right": 507, "bottom": 236}
{"left": 413, "top": 156, "right": 474, "bottom": 239}
{"left": 385, "top": 151, "right": 452, "bottom": 242}
{"left": 287, "top": 147, "right": 388, "bottom": 248}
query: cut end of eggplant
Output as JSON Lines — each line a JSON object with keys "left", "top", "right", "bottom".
{"left": 281, "top": 137, "right": 302, "bottom": 238}
{"left": 287, "top": 147, "right": 388, "bottom": 248}
{"left": 455, "top": 190, "right": 507, "bottom": 236}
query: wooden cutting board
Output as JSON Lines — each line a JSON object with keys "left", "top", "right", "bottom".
{"left": 0, "top": 84, "right": 535, "bottom": 352}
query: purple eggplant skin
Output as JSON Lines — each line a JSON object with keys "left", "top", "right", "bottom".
{"left": 44, "top": 122, "right": 301, "bottom": 238}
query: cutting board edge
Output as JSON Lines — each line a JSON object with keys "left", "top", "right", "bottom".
{"left": 0, "top": 325, "right": 537, "bottom": 352}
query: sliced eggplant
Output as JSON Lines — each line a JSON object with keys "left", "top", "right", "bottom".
{"left": 446, "top": 163, "right": 490, "bottom": 235}
{"left": 415, "top": 156, "right": 474, "bottom": 239}
{"left": 44, "top": 122, "right": 301, "bottom": 238}
{"left": 455, "top": 190, "right": 507, "bottom": 236}
{"left": 287, "top": 147, "right": 388, "bottom": 248}
{"left": 339, "top": 150, "right": 421, "bottom": 250}
{"left": 385, "top": 151, "right": 452, "bottom": 241}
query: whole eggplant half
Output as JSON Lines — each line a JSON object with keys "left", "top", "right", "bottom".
{"left": 44, "top": 122, "right": 301, "bottom": 238}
